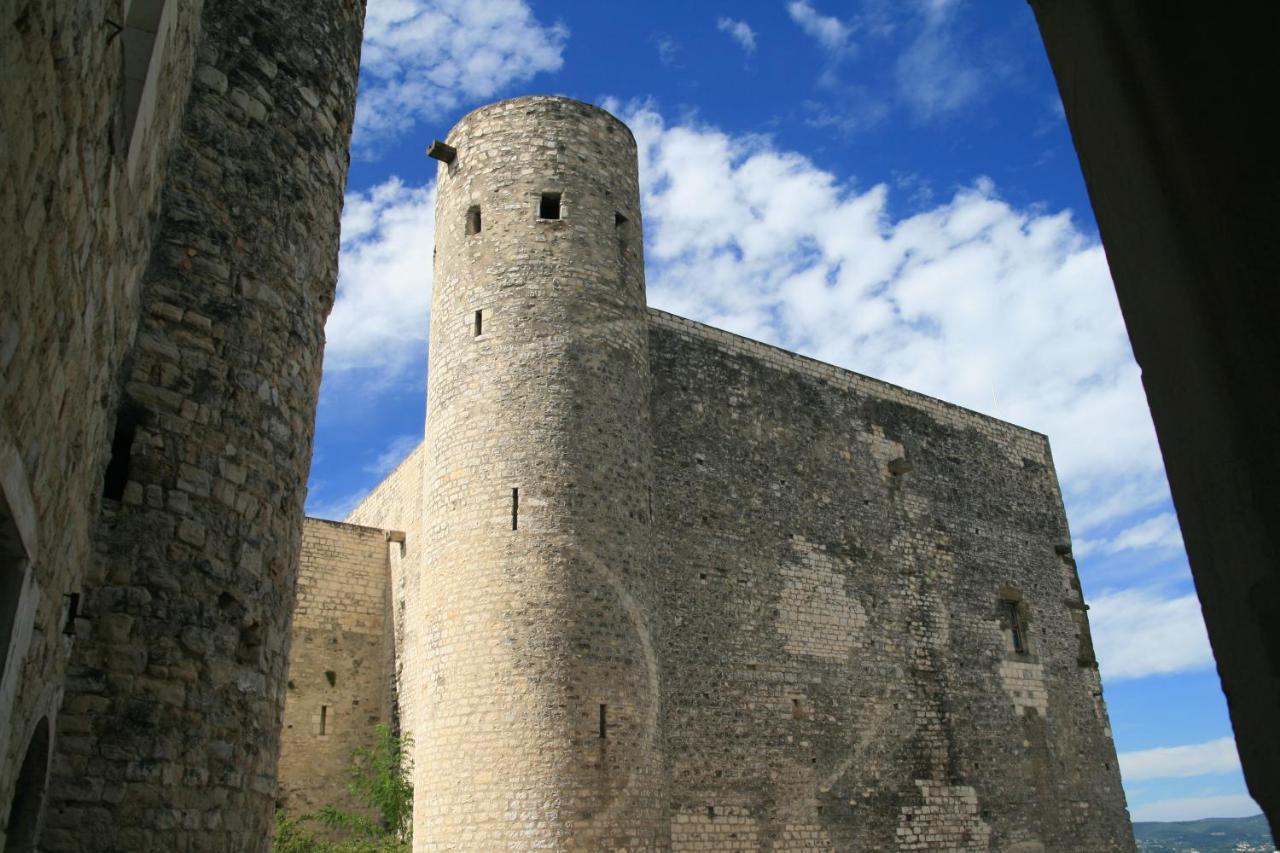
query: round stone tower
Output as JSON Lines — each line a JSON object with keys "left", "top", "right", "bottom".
{"left": 416, "top": 97, "right": 666, "bottom": 849}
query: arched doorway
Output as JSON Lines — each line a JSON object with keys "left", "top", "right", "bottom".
{"left": 4, "top": 716, "right": 50, "bottom": 853}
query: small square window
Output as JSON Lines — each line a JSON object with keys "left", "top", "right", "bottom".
{"left": 538, "top": 192, "right": 562, "bottom": 220}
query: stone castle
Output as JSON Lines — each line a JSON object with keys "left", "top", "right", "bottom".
{"left": 0, "top": 1, "right": 1132, "bottom": 850}
{"left": 276, "top": 97, "right": 1135, "bottom": 851}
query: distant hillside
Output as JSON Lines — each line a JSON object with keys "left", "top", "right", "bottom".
{"left": 1133, "top": 813, "right": 1275, "bottom": 852}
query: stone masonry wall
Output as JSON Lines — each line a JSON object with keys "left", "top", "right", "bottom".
{"left": 648, "top": 309, "right": 1134, "bottom": 852}
{"left": 0, "top": 0, "right": 203, "bottom": 846}
{"left": 346, "top": 441, "right": 424, "bottom": 758}
{"left": 417, "top": 97, "right": 666, "bottom": 849}
{"left": 38, "top": 1, "right": 364, "bottom": 850}
{"left": 279, "top": 519, "right": 392, "bottom": 819}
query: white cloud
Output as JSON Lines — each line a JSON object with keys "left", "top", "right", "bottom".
{"left": 355, "top": 0, "right": 568, "bottom": 152}
{"left": 1075, "top": 511, "right": 1184, "bottom": 559}
{"left": 365, "top": 433, "right": 422, "bottom": 477}
{"left": 894, "top": 1, "right": 982, "bottom": 121}
{"left": 1088, "top": 587, "right": 1214, "bottom": 681}
{"left": 787, "top": 0, "right": 852, "bottom": 54}
{"left": 1120, "top": 737, "right": 1241, "bottom": 782}
{"left": 1129, "top": 793, "right": 1263, "bottom": 823}
{"left": 306, "top": 487, "right": 371, "bottom": 522}
{"left": 1107, "top": 511, "right": 1184, "bottom": 554}
{"left": 654, "top": 34, "right": 680, "bottom": 67}
{"left": 325, "top": 177, "right": 436, "bottom": 376}
{"left": 716, "top": 17, "right": 757, "bottom": 54}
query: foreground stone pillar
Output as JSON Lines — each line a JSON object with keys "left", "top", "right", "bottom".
{"left": 41, "top": 0, "right": 364, "bottom": 849}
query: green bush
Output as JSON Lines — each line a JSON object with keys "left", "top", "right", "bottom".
{"left": 274, "top": 724, "right": 412, "bottom": 852}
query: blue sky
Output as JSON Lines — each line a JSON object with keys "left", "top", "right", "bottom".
{"left": 305, "top": 0, "right": 1259, "bottom": 824}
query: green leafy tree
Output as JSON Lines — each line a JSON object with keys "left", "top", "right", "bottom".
{"left": 273, "top": 724, "right": 413, "bottom": 852}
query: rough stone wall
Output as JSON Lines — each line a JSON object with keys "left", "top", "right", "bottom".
{"left": 417, "top": 96, "right": 666, "bottom": 849}
{"left": 279, "top": 519, "right": 392, "bottom": 818}
{"left": 346, "top": 441, "right": 425, "bottom": 757}
{"left": 0, "top": 0, "right": 203, "bottom": 846}
{"left": 648, "top": 310, "right": 1134, "bottom": 852}
{"left": 34, "top": 0, "right": 364, "bottom": 850}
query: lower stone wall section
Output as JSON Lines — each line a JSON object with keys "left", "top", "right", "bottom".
{"left": 279, "top": 519, "right": 393, "bottom": 819}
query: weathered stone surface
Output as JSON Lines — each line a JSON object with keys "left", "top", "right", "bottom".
{"left": 1, "top": 0, "right": 205, "bottom": 846}
{"left": 649, "top": 310, "right": 1133, "bottom": 851}
{"left": 278, "top": 519, "right": 393, "bottom": 820}
{"left": 1, "top": 0, "right": 363, "bottom": 850}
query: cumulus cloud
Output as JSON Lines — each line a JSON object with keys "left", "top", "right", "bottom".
{"left": 1129, "top": 794, "right": 1263, "bottom": 823}
{"left": 1119, "top": 737, "right": 1241, "bottom": 782}
{"left": 717, "top": 17, "right": 757, "bottom": 54}
{"left": 325, "top": 177, "right": 436, "bottom": 375}
{"left": 1088, "top": 587, "right": 1214, "bottom": 681}
{"left": 621, "top": 103, "right": 1163, "bottom": 527}
{"left": 355, "top": 0, "right": 567, "bottom": 151}
{"left": 787, "top": 0, "right": 852, "bottom": 54}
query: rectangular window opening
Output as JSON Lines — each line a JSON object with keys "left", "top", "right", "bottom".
{"left": 103, "top": 403, "right": 141, "bottom": 500}
{"left": 473, "top": 309, "right": 483, "bottom": 337}
{"left": 1004, "top": 600, "right": 1027, "bottom": 653}
{"left": 538, "top": 192, "right": 562, "bottom": 220}
{"left": 599, "top": 704, "right": 607, "bottom": 739}
{"left": 512, "top": 487, "right": 519, "bottom": 531}
{"left": 466, "top": 206, "right": 482, "bottom": 236}
{"left": 319, "top": 705, "right": 328, "bottom": 736}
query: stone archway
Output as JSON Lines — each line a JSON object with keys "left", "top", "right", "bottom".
{"left": 4, "top": 716, "right": 50, "bottom": 853}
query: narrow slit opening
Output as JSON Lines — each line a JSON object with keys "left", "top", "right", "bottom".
{"left": 599, "top": 703, "right": 607, "bottom": 739}
{"left": 63, "top": 592, "right": 80, "bottom": 636}
{"left": 512, "top": 487, "right": 519, "bottom": 530}
{"left": 1003, "top": 599, "right": 1028, "bottom": 654}
{"left": 466, "top": 205, "right": 482, "bottom": 235}
{"left": 319, "top": 705, "right": 328, "bottom": 736}
{"left": 103, "top": 403, "right": 141, "bottom": 500}
{"left": 538, "top": 192, "right": 562, "bottom": 220}
{"left": 473, "top": 309, "right": 483, "bottom": 337}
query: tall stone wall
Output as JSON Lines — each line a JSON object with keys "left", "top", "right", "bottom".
{"left": 346, "top": 441, "right": 425, "bottom": 756}
{"left": 279, "top": 519, "right": 393, "bottom": 819}
{"left": 417, "top": 96, "right": 666, "bottom": 849}
{"left": 0, "top": 0, "right": 204, "bottom": 847}
{"left": 35, "top": 0, "right": 364, "bottom": 849}
{"left": 647, "top": 310, "right": 1134, "bottom": 852}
